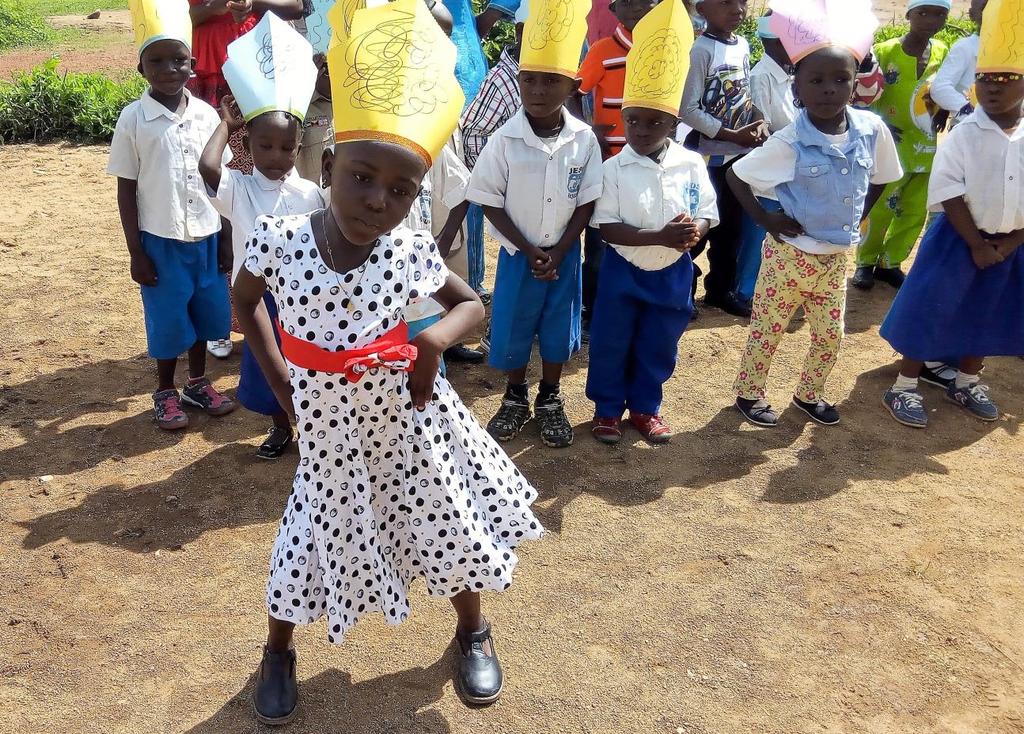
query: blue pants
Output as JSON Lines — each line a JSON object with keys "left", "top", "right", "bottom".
{"left": 488, "top": 243, "right": 582, "bottom": 371}
{"left": 238, "top": 292, "right": 286, "bottom": 416}
{"left": 734, "top": 198, "right": 780, "bottom": 304}
{"left": 139, "top": 231, "right": 230, "bottom": 360}
{"left": 407, "top": 313, "right": 446, "bottom": 376}
{"left": 586, "top": 247, "right": 693, "bottom": 418}
{"left": 466, "top": 204, "right": 486, "bottom": 293}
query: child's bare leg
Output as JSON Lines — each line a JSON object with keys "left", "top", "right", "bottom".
{"left": 267, "top": 615, "right": 295, "bottom": 651}
{"left": 899, "top": 358, "right": 924, "bottom": 378}
{"left": 451, "top": 590, "right": 502, "bottom": 704}
{"left": 186, "top": 339, "right": 207, "bottom": 379}
{"left": 506, "top": 366, "right": 528, "bottom": 386}
{"left": 272, "top": 410, "right": 292, "bottom": 432}
{"left": 958, "top": 356, "right": 985, "bottom": 376}
{"left": 540, "top": 360, "right": 563, "bottom": 387}
{"left": 450, "top": 590, "right": 484, "bottom": 633}
{"left": 255, "top": 616, "right": 298, "bottom": 724}
{"left": 157, "top": 358, "right": 178, "bottom": 391}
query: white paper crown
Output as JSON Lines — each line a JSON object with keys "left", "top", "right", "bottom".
{"left": 223, "top": 12, "right": 317, "bottom": 122}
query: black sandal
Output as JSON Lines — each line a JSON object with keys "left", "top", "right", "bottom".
{"left": 256, "top": 426, "right": 293, "bottom": 460}
{"left": 454, "top": 621, "right": 503, "bottom": 706}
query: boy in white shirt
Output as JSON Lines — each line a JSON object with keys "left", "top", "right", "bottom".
{"left": 467, "top": 0, "right": 602, "bottom": 448}
{"left": 587, "top": 0, "right": 718, "bottom": 445}
{"left": 401, "top": 131, "right": 480, "bottom": 368}
{"left": 108, "top": 0, "right": 235, "bottom": 431}
{"left": 198, "top": 15, "right": 324, "bottom": 459}
{"left": 931, "top": 0, "right": 987, "bottom": 125}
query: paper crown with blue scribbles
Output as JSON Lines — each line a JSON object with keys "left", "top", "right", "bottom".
{"left": 223, "top": 12, "right": 317, "bottom": 122}
{"left": 327, "top": 0, "right": 464, "bottom": 166}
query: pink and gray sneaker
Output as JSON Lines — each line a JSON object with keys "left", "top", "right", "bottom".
{"left": 181, "top": 376, "right": 237, "bottom": 416}
{"left": 153, "top": 389, "right": 189, "bottom": 430}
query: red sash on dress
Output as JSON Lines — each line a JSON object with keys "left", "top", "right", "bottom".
{"left": 277, "top": 322, "right": 418, "bottom": 382}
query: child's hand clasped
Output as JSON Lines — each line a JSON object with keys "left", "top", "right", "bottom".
{"left": 524, "top": 245, "right": 556, "bottom": 281}
{"left": 219, "top": 95, "right": 245, "bottom": 133}
{"left": 972, "top": 240, "right": 1007, "bottom": 270}
{"left": 660, "top": 214, "right": 701, "bottom": 251}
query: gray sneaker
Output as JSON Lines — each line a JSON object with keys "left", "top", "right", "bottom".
{"left": 883, "top": 389, "right": 927, "bottom": 428}
{"left": 946, "top": 382, "right": 999, "bottom": 421}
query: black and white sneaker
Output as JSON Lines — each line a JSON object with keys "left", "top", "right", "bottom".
{"left": 919, "top": 363, "right": 957, "bottom": 389}
{"left": 535, "top": 394, "right": 574, "bottom": 448}
{"left": 487, "top": 397, "right": 530, "bottom": 441}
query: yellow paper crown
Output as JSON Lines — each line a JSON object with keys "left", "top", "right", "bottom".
{"left": 327, "top": 0, "right": 464, "bottom": 166}
{"left": 622, "top": 0, "right": 693, "bottom": 116}
{"left": 977, "top": 0, "right": 1024, "bottom": 75}
{"left": 519, "top": 0, "right": 589, "bottom": 78}
{"left": 129, "top": 0, "right": 192, "bottom": 56}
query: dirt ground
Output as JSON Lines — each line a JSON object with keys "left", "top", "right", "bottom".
{"left": 1, "top": 1, "right": 1022, "bottom": 731}
{"left": 2, "top": 135, "right": 1024, "bottom": 734}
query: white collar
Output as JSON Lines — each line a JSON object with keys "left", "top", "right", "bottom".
{"left": 757, "top": 54, "right": 792, "bottom": 82}
{"left": 141, "top": 87, "right": 194, "bottom": 122}
{"left": 504, "top": 107, "right": 589, "bottom": 150}
{"left": 618, "top": 140, "right": 686, "bottom": 170}
{"left": 252, "top": 167, "right": 300, "bottom": 191}
{"left": 972, "top": 108, "right": 1024, "bottom": 141}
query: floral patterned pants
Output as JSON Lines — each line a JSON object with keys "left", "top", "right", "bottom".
{"left": 734, "top": 236, "right": 847, "bottom": 404}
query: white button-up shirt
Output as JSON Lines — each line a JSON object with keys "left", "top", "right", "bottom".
{"left": 402, "top": 138, "right": 472, "bottom": 321}
{"left": 749, "top": 55, "right": 797, "bottom": 133}
{"left": 592, "top": 142, "right": 719, "bottom": 271}
{"left": 928, "top": 108, "right": 1024, "bottom": 234}
{"left": 466, "top": 108, "right": 603, "bottom": 256}
{"left": 107, "top": 89, "right": 228, "bottom": 241}
{"left": 930, "top": 34, "right": 979, "bottom": 115}
{"left": 207, "top": 167, "right": 326, "bottom": 281}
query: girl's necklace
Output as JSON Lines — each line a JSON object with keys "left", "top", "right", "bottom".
{"left": 316, "top": 208, "right": 370, "bottom": 313}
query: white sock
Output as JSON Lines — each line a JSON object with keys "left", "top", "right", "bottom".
{"left": 955, "top": 372, "right": 980, "bottom": 390}
{"left": 925, "top": 361, "right": 957, "bottom": 380}
{"left": 893, "top": 374, "right": 918, "bottom": 392}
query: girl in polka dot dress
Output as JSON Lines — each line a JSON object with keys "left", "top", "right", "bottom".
{"left": 232, "top": 2, "right": 545, "bottom": 714}
{"left": 234, "top": 134, "right": 544, "bottom": 722}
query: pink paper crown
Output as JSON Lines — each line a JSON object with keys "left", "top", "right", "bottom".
{"left": 768, "top": 0, "right": 878, "bottom": 64}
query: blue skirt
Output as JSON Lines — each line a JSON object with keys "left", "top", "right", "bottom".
{"left": 237, "top": 292, "right": 286, "bottom": 416}
{"left": 880, "top": 214, "right": 1024, "bottom": 360}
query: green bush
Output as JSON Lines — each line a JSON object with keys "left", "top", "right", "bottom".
{"left": 0, "top": 59, "right": 147, "bottom": 143}
{"left": 0, "top": 0, "right": 55, "bottom": 50}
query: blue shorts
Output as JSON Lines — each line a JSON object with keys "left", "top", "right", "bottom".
{"left": 139, "top": 232, "right": 230, "bottom": 360}
{"left": 238, "top": 292, "right": 286, "bottom": 416}
{"left": 407, "top": 313, "right": 446, "bottom": 376}
{"left": 488, "top": 242, "right": 582, "bottom": 371}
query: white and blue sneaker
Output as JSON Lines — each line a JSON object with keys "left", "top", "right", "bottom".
{"left": 946, "top": 382, "right": 999, "bottom": 421}
{"left": 883, "top": 388, "right": 927, "bottom": 428}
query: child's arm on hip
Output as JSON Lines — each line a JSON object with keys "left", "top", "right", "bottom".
{"left": 726, "top": 168, "right": 803, "bottom": 241}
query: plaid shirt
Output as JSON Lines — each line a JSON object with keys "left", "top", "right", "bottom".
{"left": 460, "top": 47, "right": 521, "bottom": 170}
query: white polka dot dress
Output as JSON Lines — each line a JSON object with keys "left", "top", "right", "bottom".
{"left": 244, "top": 213, "right": 544, "bottom": 644}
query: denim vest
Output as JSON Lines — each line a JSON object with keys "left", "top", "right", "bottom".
{"left": 776, "top": 108, "right": 879, "bottom": 246}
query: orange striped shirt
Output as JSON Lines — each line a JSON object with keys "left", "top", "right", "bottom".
{"left": 576, "top": 25, "right": 633, "bottom": 158}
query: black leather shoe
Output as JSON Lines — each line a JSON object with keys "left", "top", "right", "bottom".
{"left": 254, "top": 646, "right": 298, "bottom": 725}
{"left": 874, "top": 266, "right": 906, "bottom": 289}
{"left": 705, "top": 291, "right": 752, "bottom": 319}
{"left": 852, "top": 265, "right": 875, "bottom": 290}
{"left": 454, "top": 622, "right": 503, "bottom": 705}
{"left": 444, "top": 343, "right": 485, "bottom": 364}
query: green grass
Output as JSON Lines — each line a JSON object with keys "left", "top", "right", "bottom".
{"left": 20, "top": 0, "right": 126, "bottom": 16}
{"left": 0, "top": 0, "right": 56, "bottom": 50}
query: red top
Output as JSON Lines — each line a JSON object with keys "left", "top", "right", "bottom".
{"left": 187, "top": 0, "right": 261, "bottom": 101}
{"left": 576, "top": 25, "right": 633, "bottom": 158}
